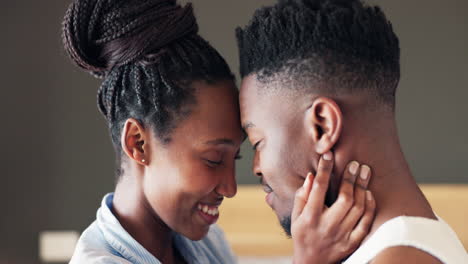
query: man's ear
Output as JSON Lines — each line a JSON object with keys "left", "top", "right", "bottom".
{"left": 121, "top": 118, "right": 148, "bottom": 166}
{"left": 305, "top": 97, "right": 343, "bottom": 154}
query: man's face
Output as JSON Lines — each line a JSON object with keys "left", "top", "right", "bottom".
{"left": 239, "top": 75, "right": 320, "bottom": 235}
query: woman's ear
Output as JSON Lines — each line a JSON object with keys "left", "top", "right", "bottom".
{"left": 305, "top": 97, "right": 343, "bottom": 154}
{"left": 121, "top": 118, "right": 148, "bottom": 165}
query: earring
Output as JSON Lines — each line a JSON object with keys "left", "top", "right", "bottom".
{"left": 141, "top": 159, "right": 146, "bottom": 163}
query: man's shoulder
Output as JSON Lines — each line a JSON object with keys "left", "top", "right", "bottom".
{"left": 345, "top": 215, "right": 468, "bottom": 264}
{"left": 371, "top": 246, "right": 443, "bottom": 264}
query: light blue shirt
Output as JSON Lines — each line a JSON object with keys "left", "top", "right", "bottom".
{"left": 70, "top": 193, "right": 237, "bottom": 264}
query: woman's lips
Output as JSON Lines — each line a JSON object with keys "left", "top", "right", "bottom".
{"left": 197, "top": 203, "right": 219, "bottom": 225}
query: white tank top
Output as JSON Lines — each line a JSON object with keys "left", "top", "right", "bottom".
{"left": 343, "top": 215, "right": 468, "bottom": 264}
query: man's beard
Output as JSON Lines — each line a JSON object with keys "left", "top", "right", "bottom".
{"left": 279, "top": 187, "right": 335, "bottom": 238}
{"left": 280, "top": 215, "right": 292, "bottom": 238}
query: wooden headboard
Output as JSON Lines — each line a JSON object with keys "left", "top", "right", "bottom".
{"left": 217, "top": 184, "right": 468, "bottom": 256}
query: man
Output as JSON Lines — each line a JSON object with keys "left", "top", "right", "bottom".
{"left": 236, "top": 0, "right": 468, "bottom": 263}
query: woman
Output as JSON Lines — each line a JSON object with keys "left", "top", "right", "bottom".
{"left": 62, "top": 0, "right": 375, "bottom": 263}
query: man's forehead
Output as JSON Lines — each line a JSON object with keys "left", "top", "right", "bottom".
{"left": 239, "top": 73, "right": 307, "bottom": 127}
{"left": 239, "top": 74, "right": 260, "bottom": 96}
{"left": 239, "top": 75, "right": 261, "bottom": 119}
{"left": 239, "top": 74, "right": 281, "bottom": 107}
{"left": 238, "top": 76, "right": 262, "bottom": 134}
{"left": 240, "top": 73, "right": 301, "bottom": 99}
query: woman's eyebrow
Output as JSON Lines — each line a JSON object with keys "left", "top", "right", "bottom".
{"left": 204, "top": 138, "right": 236, "bottom": 146}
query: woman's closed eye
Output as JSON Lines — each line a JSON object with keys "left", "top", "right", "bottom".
{"left": 202, "top": 150, "right": 223, "bottom": 167}
{"left": 205, "top": 155, "right": 242, "bottom": 165}
{"left": 205, "top": 159, "right": 222, "bottom": 166}
{"left": 204, "top": 150, "right": 242, "bottom": 167}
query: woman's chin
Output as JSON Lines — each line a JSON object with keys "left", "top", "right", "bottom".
{"left": 183, "top": 226, "right": 210, "bottom": 241}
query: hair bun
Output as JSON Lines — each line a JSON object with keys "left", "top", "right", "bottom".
{"left": 62, "top": 0, "right": 198, "bottom": 78}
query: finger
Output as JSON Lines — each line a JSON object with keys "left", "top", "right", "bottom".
{"left": 355, "top": 164, "right": 371, "bottom": 193}
{"left": 303, "top": 151, "right": 333, "bottom": 221}
{"left": 291, "top": 172, "right": 314, "bottom": 222}
{"left": 326, "top": 161, "right": 360, "bottom": 222}
{"left": 348, "top": 191, "right": 376, "bottom": 245}
{"left": 335, "top": 165, "right": 372, "bottom": 238}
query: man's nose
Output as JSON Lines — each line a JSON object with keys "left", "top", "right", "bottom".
{"left": 253, "top": 151, "right": 263, "bottom": 177}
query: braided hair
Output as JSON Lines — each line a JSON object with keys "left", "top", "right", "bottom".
{"left": 236, "top": 0, "right": 400, "bottom": 107}
{"left": 62, "top": 0, "right": 234, "bottom": 177}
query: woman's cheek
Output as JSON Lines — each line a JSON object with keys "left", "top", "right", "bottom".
{"left": 187, "top": 167, "right": 218, "bottom": 194}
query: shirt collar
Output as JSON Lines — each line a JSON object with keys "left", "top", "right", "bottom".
{"left": 95, "top": 193, "right": 226, "bottom": 264}
{"left": 97, "top": 193, "right": 161, "bottom": 264}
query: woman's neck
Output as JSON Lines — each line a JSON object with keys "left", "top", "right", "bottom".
{"left": 113, "top": 171, "right": 179, "bottom": 263}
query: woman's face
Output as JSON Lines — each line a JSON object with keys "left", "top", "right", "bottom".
{"left": 144, "top": 80, "right": 244, "bottom": 240}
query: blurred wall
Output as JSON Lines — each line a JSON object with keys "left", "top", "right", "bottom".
{"left": 0, "top": 0, "right": 466, "bottom": 263}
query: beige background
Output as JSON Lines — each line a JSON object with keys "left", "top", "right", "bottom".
{"left": 0, "top": 0, "right": 467, "bottom": 263}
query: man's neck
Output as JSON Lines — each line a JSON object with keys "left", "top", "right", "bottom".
{"left": 348, "top": 126, "right": 436, "bottom": 241}
{"left": 113, "top": 171, "right": 178, "bottom": 263}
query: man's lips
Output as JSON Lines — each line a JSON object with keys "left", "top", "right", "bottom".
{"left": 262, "top": 184, "right": 273, "bottom": 193}
{"left": 260, "top": 178, "right": 274, "bottom": 207}
{"left": 260, "top": 177, "right": 273, "bottom": 193}
{"left": 262, "top": 184, "right": 274, "bottom": 207}
{"left": 265, "top": 191, "right": 274, "bottom": 207}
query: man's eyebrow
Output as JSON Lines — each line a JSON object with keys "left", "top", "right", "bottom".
{"left": 204, "top": 138, "right": 236, "bottom": 146}
{"left": 242, "top": 122, "right": 255, "bottom": 131}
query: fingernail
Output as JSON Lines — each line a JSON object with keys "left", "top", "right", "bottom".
{"left": 366, "top": 190, "right": 373, "bottom": 200}
{"left": 349, "top": 161, "right": 359, "bottom": 175}
{"left": 323, "top": 151, "right": 333, "bottom": 161}
{"left": 360, "top": 165, "right": 370, "bottom": 180}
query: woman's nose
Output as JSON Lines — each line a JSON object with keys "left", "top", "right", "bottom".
{"left": 215, "top": 167, "right": 237, "bottom": 198}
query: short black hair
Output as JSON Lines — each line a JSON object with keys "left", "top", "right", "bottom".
{"left": 236, "top": 0, "right": 400, "bottom": 107}
{"left": 62, "top": 0, "right": 234, "bottom": 178}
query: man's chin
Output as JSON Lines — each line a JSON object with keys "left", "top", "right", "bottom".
{"left": 280, "top": 215, "right": 292, "bottom": 238}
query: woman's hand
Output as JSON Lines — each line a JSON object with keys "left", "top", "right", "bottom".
{"left": 291, "top": 152, "right": 375, "bottom": 264}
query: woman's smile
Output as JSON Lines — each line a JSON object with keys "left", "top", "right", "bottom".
{"left": 196, "top": 202, "right": 221, "bottom": 225}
